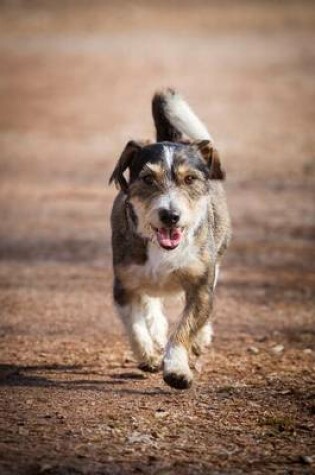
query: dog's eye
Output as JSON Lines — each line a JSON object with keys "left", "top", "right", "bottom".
{"left": 184, "top": 175, "right": 196, "bottom": 185}
{"left": 142, "top": 175, "right": 154, "bottom": 186}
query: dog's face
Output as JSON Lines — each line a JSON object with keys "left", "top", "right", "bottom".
{"left": 110, "top": 141, "right": 224, "bottom": 251}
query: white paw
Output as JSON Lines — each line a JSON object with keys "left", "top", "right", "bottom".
{"left": 138, "top": 354, "right": 162, "bottom": 373}
{"left": 163, "top": 344, "right": 193, "bottom": 390}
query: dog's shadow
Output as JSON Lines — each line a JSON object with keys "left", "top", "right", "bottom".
{"left": 0, "top": 363, "right": 170, "bottom": 395}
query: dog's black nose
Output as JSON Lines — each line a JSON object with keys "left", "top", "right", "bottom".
{"left": 159, "top": 209, "right": 180, "bottom": 226}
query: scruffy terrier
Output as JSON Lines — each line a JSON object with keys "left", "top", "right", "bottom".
{"left": 109, "top": 89, "right": 231, "bottom": 389}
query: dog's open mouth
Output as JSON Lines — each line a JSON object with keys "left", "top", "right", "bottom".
{"left": 155, "top": 227, "right": 183, "bottom": 250}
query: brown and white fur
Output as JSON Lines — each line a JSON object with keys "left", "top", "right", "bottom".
{"left": 109, "top": 89, "right": 231, "bottom": 390}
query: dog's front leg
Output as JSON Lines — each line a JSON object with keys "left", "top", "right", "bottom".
{"left": 114, "top": 279, "right": 162, "bottom": 372}
{"left": 163, "top": 284, "right": 213, "bottom": 389}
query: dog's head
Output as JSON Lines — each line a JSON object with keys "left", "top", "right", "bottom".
{"left": 109, "top": 140, "right": 224, "bottom": 251}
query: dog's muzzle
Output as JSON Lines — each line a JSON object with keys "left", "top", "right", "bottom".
{"left": 154, "top": 208, "right": 183, "bottom": 250}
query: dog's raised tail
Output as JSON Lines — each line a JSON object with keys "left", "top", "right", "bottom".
{"left": 152, "top": 88, "right": 212, "bottom": 142}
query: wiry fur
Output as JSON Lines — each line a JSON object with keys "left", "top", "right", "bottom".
{"left": 110, "top": 88, "right": 231, "bottom": 389}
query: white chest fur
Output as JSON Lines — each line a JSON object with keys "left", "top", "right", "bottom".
{"left": 122, "top": 240, "right": 201, "bottom": 296}
{"left": 145, "top": 242, "right": 197, "bottom": 280}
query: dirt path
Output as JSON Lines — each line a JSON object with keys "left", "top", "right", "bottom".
{"left": 0, "top": 2, "right": 314, "bottom": 474}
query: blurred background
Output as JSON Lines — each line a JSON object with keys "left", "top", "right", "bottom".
{"left": 0, "top": 1, "right": 314, "bottom": 473}
{"left": 1, "top": 0, "right": 314, "bottom": 326}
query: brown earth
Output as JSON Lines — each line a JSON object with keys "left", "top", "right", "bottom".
{"left": 0, "top": 2, "right": 315, "bottom": 474}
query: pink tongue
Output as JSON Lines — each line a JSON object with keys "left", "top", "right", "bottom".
{"left": 156, "top": 228, "right": 183, "bottom": 249}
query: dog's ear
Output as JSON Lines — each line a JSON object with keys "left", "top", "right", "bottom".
{"left": 109, "top": 141, "right": 142, "bottom": 192}
{"left": 195, "top": 140, "right": 225, "bottom": 180}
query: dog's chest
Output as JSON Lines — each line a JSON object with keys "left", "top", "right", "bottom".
{"left": 124, "top": 242, "right": 201, "bottom": 295}
{"left": 146, "top": 244, "right": 193, "bottom": 279}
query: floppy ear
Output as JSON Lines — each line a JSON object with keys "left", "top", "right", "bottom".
{"left": 109, "top": 141, "right": 142, "bottom": 192}
{"left": 195, "top": 140, "right": 225, "bottom": 180}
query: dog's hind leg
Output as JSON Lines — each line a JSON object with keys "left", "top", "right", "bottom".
{"left": 213, "top": 263, "right": 220, "bottom": 290}
{"left": 191, "top": 264, "right": 218, "bottom": 356}
{"left": 191, "top": 321, "right": 213, "bottom": 357}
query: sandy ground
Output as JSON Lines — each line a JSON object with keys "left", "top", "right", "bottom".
{"left": 0, "top": 1, "right": 314, "bottom": 474}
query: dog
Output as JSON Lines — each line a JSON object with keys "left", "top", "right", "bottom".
{"left": 109, "top": 88, "right": 231, "bottom": 389}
